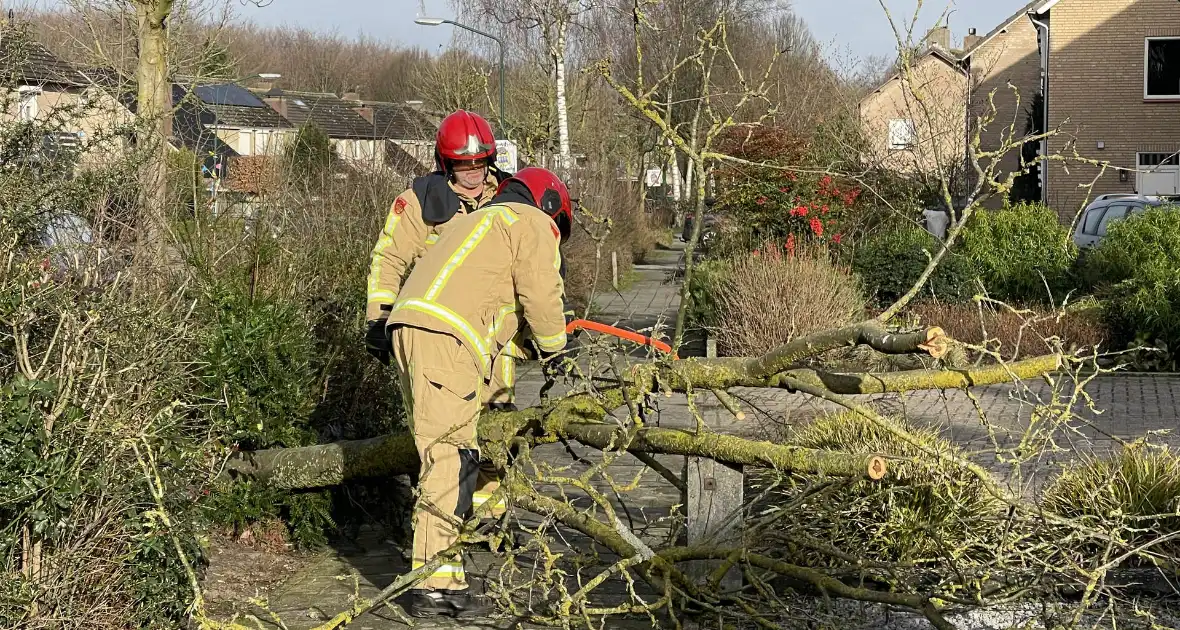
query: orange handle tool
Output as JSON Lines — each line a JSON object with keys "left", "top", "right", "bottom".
{"left": 565, "top": 319, "right": 678, "bottom": 359}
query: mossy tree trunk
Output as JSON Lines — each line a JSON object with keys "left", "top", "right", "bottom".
{"left": 133, "top": 0, "right": 175, "bottom": 268}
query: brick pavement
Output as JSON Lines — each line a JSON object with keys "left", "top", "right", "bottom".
{"left": 238, "top": 242, "right": 1180, "bottom": 629}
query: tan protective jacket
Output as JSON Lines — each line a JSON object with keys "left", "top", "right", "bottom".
{"left": 387, "top": 201, "right": 568, "bottom": 377}
{"left": 366, "top": 174, "right": 498, "bottom": 321}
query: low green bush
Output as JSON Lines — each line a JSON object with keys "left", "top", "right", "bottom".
{"left": 756, "top": 412, "right": 1004, "bottom": 566}
{"left": 1042, "top": 445, "right": 1180, "bottom": 564}
{"left": 685, "top": 258, "right": 732, "bottom": 329}
{"left": 851, "top": 225, "right": 976, "bottom": 307}
{"left": 960, "top": 202, "right": 1077, "bottom": 303}
{"left": 1083, "top": 207, "right": 1180, "bottom": 367}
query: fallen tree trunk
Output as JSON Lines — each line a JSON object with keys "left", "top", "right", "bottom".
{"left": 225, "top": 325, "right": 1061, "bottom": 491}
{"left": 224, "top": 396, "right": 887, "bottom": 489}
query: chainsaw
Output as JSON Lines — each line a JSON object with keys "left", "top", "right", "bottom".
{"left": 564, "top": 319, "right": 678, "bottom": 359}
{"left": 537, "top": 319, "right": 677, "bottom": 401}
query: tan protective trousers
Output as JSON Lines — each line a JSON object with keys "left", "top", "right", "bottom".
{"left": 477, "top": 352, "right": 515, "bottom": 518}
{"left": 392, "top": 325, "right": 485, "bottom": 591}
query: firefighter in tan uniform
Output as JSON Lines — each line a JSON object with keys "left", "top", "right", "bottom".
{"left": 364, "top": 110, "right": 514, "bottom": 522}
{"left": 386, "top": 167, "right": 573, "bottom": 617}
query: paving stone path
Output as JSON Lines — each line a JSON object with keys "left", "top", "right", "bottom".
{"left": 220, "top": 243, "right": 1180, "bottom": 629}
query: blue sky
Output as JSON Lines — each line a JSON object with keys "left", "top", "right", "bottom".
{"left": 229, "top": 0, "right": 1032, "bottom": 65}
{"left": 19, "top": 0, "right": 1031, "bottom": 66}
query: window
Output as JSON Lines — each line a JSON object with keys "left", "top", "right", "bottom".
{"left": 888, "top": 119, "right": 916, "bottom": 150}
{"left": 1096, "top": 205, "right": 1129, "bottom": 236}
{"left": 1139, "top": 152, "right": 1180, "bottom": 167}
{"left": 17, "top": 87, "right": 40, "bottom": 121}
{"left": 1146, "top": 38, "right": 1180, "bottom": 98}
{"left": 1082, "top": 205, "right": 1110, "bottom": 235}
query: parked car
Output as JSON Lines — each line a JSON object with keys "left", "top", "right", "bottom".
{"left": 1072, "top": 193, "right": 1180, "bottom": 249}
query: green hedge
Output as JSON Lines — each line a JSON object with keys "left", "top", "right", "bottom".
{"left": 852, "top": 226, "right": 976, "bottom": 307}
{"left": 960, "top": 202, "right": 1077, "bottom": 304}
{"left": 1085, "top": 207, "right": 1180, "bottom": 366}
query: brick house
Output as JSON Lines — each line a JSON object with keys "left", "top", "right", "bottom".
{"left": 858, "top": 42, "right": 967, "bottom": 177}
{"left": 347, "top": 98, "right": 437, "bottom": 174}
{"left": 256, "top": 88, "right": 385, "bottom": 167}
{"left": 859, "top": 8, "right": 1042, "bottom": 208}
{"left": 1032, "top": 0, "right": 1180, "bottom": 221}
{"left": 0, "top": 29, "right": 134, "bottom": 163}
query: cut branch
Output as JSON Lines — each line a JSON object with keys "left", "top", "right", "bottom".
{"left": 225, "top": 396, "right": 887, "bottom": 489}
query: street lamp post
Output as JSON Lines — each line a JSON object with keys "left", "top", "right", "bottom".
{"left": 415, "top": 17, "right": 505, "bottom": 135}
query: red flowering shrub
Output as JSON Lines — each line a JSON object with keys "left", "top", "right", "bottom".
{"left": 713, "top": 168, "right": 859, "bottom": 253}
{"left": 711, "top": 127, "right": 862, "bottom": 253}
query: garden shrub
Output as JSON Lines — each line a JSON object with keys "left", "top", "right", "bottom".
{"left": 1, "top": 259, "right": 209, "bottom": 628}
{"left": 685, "top": 257, "right": 732, "bottom": 329}
{"left": 852, "top": 225, "right": 976, "bottom": 307}
{"left": 1083, "top": 207, "right": 1180, "bottom": 367}
{"left": 0, "top": 59, "right": 212, "bottom": 623}
{"left": 908, "top": 301, "right": 1109, "bottom": 360}
{"left": 713, "top": 244, "right": 865, "bottom": 356}
{"left": 1042, "top": 445, "right": 1180, "bottom": 565}
{"left": 960, "top": 201, "right": 1077, "bottom": 304}
{"left": 756, "top": 412, "right": 1004, "bottom": 566}
{"left": 199, "top": 290, "right": 318, "bottom": 450}
{"left": 711, "top": 126, "right": 861, "bottom": 255}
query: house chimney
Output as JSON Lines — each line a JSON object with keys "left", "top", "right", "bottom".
{"left": 404, "top": 100, "right": 424, "bottom": 111}
{"left": 342, "top": 91, "right": 360, "bottom": 102}
{"left": 923, "top": 25, "right": 951, "bottom": 51}
{"left": 263, "top": 96, "right": 287, "bottom": 119}
{"left": 963, "top": 27, "right": 982, "bottom": 51}
{"left": 353, "top": 105, "right": 374, "bottom": 124}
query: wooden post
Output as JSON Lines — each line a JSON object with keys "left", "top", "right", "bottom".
{"left": 682, "top": 456, "right": 744, "bottom": 594}
{"left": 611, "top": 250, "right": 619, "bottom": 289}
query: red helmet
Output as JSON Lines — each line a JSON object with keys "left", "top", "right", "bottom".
{"left": 497, "top": 167, "right": 573, "bottom": 240}
{"left": 436, "top": 110, "right": 496, "bottom": 164}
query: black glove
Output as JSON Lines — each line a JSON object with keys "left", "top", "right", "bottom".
{"left": 365, "top": 316, "right": 392, "bottom": 366}
{"left": 540, "top": 348, "right": 576, "bottom": 380}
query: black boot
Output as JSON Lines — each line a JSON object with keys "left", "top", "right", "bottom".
{"left": 407, "top": 588, "right": 489, "bottom": 618}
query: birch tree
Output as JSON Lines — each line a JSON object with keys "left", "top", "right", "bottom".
{"left": 455, "top": 0, "right": 593, "bottom": 171}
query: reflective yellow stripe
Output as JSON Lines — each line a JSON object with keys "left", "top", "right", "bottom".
{"left": 534, "top": 330, "right": 567, "bottom": 352}
{"left": 496, "top": 205, "right": 519, "bottom": 225}
{"left": 425, "top": 212, "right": 497, "bottom": 300}
{"left": 500, "top": 354, "right": 515, "bottom": 388}
{"left": 486, "top": 303, "right": 519, "bottom": 340}
{"left": 424, "top": 206, "right": 518, "bottom": 301}
{"left": 425, "top": 233, "right": 439, "bottom": 245}
{"left": 554, "top": 240, "right": 562, "bottom": 270}
{"left": 367, "top": 209, "right": 403, "bottom": 304}
{"left": 392, "top": 298, "right": 491, "bottom": 372}
{"left": 412, "top": 561, "right": 466, "bottom": 578}
{"left": 472, "top": 491, "right": 506, "bottom": 508}
{"left": 369, "top": 290, "right": 396, "bottom": 304}
{"left": 503, "top": 338, "right": 529, "bottom": 360}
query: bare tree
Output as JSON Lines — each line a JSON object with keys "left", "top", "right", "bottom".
{"left": 455, "top": 0, "right": 597, "bottom": 170}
